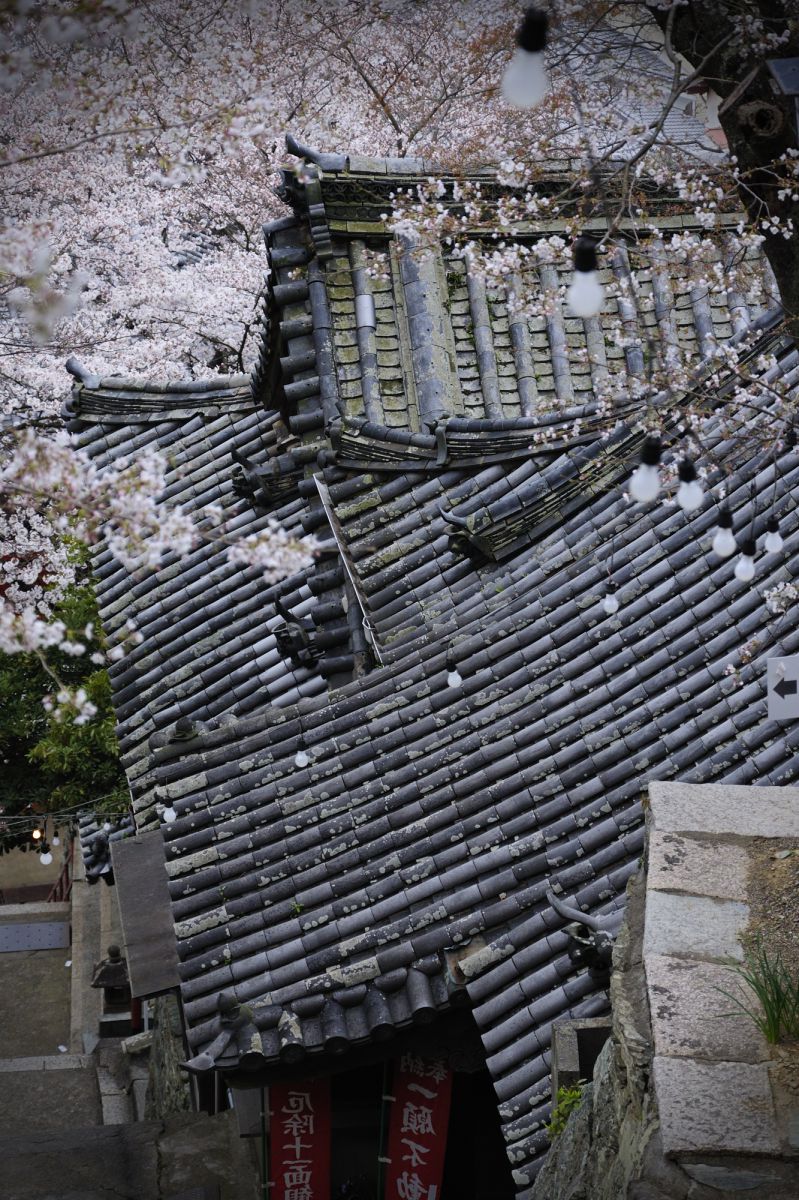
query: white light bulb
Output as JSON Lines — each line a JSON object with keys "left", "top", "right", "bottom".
{"left": 52, "top": 834, "right": 60, "bottom": 846}
{"left": 765, "top": 530, "right": 783, "bottom": 554}
{"left": 103, "top": 821, "right": 111, "bottom": 832}
{"left": 162, "top": 805, "right": 177, "bottom": 824}
{"left": 32, "top": 827, "right": 42, "bottom": 841}
{"left": 501, "top": 48, "right": 549, "bottom": 109}
{"left": 566, "top": 271, "right": 605, "bottom": 318}
{"left": 676, "top": 479, "right": 704, "bottom": 513}
{"left": 734, "top": 554, "right": 756, "bottom": 582}
{"left": 712, "top": 527, "right": 736, "bottom": 558}
{"left": 40, "top": 850, "right": 53, "bottom": 866}
{"left": 602, "top": 594, "right": 619, "bottom": 615}
{"left": 629, "top": 464, "right": 661, "bottom": 503}
{"left": 447, "top": 668, "right": 463, "bottom": 689}
{"left": 294, "top": 749, "right": 310, "bottom": 769}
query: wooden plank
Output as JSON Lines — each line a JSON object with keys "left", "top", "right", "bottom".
{"left": 111, "top": 830, "right": 180, "bottom": 997}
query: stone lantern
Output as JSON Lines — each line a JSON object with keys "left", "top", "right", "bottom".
{"left": 91, "top": 944, "right": 130, "bottom": 1005}
{"left": 91, "top": 945, "right": 140, "bottom": 1034}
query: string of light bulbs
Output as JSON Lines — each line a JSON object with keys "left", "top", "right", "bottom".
{"left": 1, "top": 799, "right": 131, "bottom": 867}
{"left": 500, "top": 7, "right": 793, "bottom": 618}
{"left": 627, "top": 434, "right": 789, "bottom": 584}
{"left": 0, "top": 794, "right": 129, "bottom": 823}
{"left": 501, "top": 9, "right": 608, "bottom": 322}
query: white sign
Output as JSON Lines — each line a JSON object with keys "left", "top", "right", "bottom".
{"left": 767, "top": 655, "right": 799, "bottom": 721}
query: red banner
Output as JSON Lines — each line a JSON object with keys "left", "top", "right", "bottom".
{"left": 383, "top": 1056, "right": 452, "bottom": 1200}
{"left": 269, "top": 1078, "right": 331, "bottom": 1200}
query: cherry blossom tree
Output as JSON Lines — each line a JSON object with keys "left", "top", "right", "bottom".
{"left": 1, "top": 0, "right": 797, "bottom": 680}
{"left": 646, "top": 0, "right": 799, "bottom": 336}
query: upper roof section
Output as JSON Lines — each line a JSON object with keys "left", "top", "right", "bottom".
{"left": 253, "top": 137, "right": 771, "bottom": 459}
{"left": 278, "top": 134, "right": 718, "bottom": 226}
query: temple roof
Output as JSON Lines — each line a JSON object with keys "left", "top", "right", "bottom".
{"left": 66, "top": 378, "right": 341, "bottom": 818}
{"left": 66, "top": 142, "right": 798, "bottom": 1195}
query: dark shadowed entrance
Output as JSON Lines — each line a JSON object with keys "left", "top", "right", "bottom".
{"left": 328, "top": 1061, "right": 514, "bottom": 1199}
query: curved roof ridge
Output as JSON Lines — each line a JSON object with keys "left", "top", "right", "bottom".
{"left": 63, "top": 364, "right": 257, "bottom": 423}
{"left": 65, "top": 357, "right": 251, "bottom": 394}
{"left": 284, "top": 132, "right": 633, "bottom": 182}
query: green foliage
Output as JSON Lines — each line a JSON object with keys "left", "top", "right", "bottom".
{"left": 718, "top": 937, "right": 799, "bottom": 1044}
{"left": 546, "top": 1080, "right": 587, "bottom": 1139}
{"left": 0, "top": 582, "right": 126, "bottom": 823}
{"left": 28, "top": 669, "right": 127, "bottom": 810}
{"left": 0, "top": 644, "right": 51, "bottom": 813}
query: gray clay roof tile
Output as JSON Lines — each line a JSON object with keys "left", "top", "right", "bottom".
{"left": 66, "top": 141, "right": 799, "bottom": 1192}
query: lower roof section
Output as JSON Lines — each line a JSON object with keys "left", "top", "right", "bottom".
{"left": 148, "top": 376, "right": 799, "bottom": 1186}
{"left": 70, "top": 323, "right": 799, "bottom": 1193}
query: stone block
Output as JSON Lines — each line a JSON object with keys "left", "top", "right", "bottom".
{"left": 647, "top": 831, "right": 748, "bottom": 901}
{"left": 552, "top": 1017, "right": 612, "bottom": 1094}
{"left": 683, "top": 1160, "right": 796, "bottom": 1193}
{"left": 42, "top": 1053, "right": 90, "bottom": 1070}
{"left": 83, "top": 1030, "right": 100, "bottom": 1055}
{"left": 645, "top": 955, "right": 768, "bottom": 1063}
{"left": 97, "top": 1066, "right": 126, "bottom": 1095}
{"left": 101, "top": 1090, "right": 133, "bottom": 1124}
{"left": 158, "top": 1110, "right": 259, "bottom": 1199}
{"left": 643, "top": 891, "right": 748, "bottom": 962}
{"left": 653, "top": 1057, "right": 780, "bottom": 1156}
{"left": 99, "top": 1011, "right": 134, "bottom": 1037}
{"left": 0, "top": 901, "right": 70, "bottom": 920}
{"left": 122, "top": 1028, "right": 153, "bottom": 1056}
{"left": 0, "top": 1056, "right": 44, "bottom": 1072}
{"left": 648, "top": 782, "right": 799, "bottom": 839}
{"left": 132, "top": 1076, "right": 149, "bottom": 1122}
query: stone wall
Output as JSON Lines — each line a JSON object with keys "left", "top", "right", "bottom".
{"left": 531, "top": 868, "right": 678, "bottom": 1200}
{"left": 532, "top": 782, "right": 799, "bottom": 1200}
{"left": 145, "top": 993, "right": 191, "bottom": 1119}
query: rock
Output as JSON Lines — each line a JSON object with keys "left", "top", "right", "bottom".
{"left": 530, "top": 1081, "right": 594, "bottom": 1200}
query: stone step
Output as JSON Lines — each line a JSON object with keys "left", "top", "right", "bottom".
{"left": 0, "top": 1121, "right": 163, "bottom": 1199}
{"left": 96, "top": 1065, "right": 134, "bottom": 1125}
{"left": 0, "top": 1119, "right": 162, "bottom": 1155}
{"left": 1, "top": 1112, "right": 260, "bottom": 1198}
{"left": 0, "top": 1054, "right": 91, "bottom": 1072}
{"left": 0, "top": 1062, "right": 102, "bottom": 1135}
